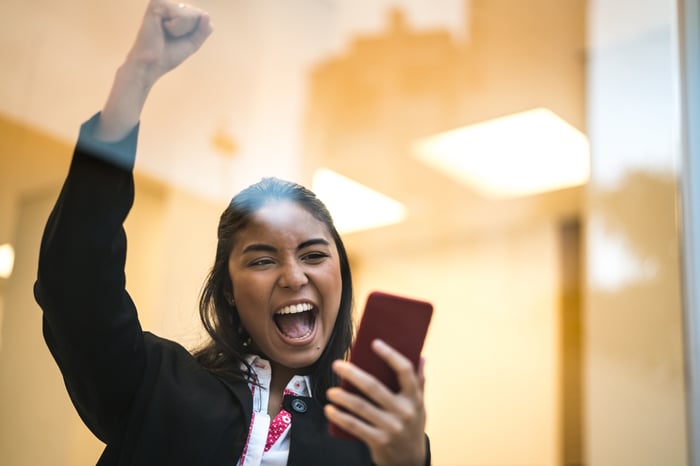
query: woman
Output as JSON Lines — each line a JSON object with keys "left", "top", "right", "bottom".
{"left": 34, "top": 1, "right": 429, "bottom": 465}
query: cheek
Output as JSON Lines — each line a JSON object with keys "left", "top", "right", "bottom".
{"left": 229, "top": 263, "right": 255, "bottom": 294}
{"left": 231, "top": 274, "right": 265, "bottom": 305}
{"left": 325, "top": 264, "right": 343, "bottom": 314}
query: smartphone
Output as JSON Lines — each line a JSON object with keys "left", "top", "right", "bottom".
{"left": 328, "top": 291, "right": 433, "bottom": 440}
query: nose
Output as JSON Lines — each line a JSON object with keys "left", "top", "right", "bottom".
{"left": 278, "top": 261, "right": 309, "bottom": 290}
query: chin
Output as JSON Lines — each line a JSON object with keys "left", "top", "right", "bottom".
{"left": 281, "top": 351, "right": 323, "bottom": 371}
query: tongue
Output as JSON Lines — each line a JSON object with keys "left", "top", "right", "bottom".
{"left": 275, "top": 311, "right": 313, "bottom": 339}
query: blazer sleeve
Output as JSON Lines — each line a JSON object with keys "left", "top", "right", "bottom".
{"left": 34, "top": 113, "right": 146, "bottom": 443}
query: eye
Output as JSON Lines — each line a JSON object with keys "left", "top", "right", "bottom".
{"left": 301, "top": 251, "right": 330, "bottom": 264}
{"left": 248, "top": 257, "right": 275, "bottom": 268}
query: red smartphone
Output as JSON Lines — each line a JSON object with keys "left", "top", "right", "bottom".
{"left": 328, "top": 291, "right": 433, "bottom": 440}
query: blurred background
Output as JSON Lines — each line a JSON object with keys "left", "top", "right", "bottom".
{"left": 0, "top": 0, "right": 696, "bottom": 464}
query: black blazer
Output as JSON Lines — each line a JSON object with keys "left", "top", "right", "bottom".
{"left": 34, "top": 115, "right": 430, "bottom": 465}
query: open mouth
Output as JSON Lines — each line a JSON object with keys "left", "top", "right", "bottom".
{"left": 274, "top": 302, "right": 317, "bottom": 340}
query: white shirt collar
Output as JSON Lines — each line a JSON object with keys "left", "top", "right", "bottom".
{"left": 244, "top": 354, "right": 313, "bottom": 401}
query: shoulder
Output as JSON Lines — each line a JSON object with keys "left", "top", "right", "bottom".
{"left": 102, "top": 333, "right": 254, "bottom": 463}
{"left": 141, "top": 333, "right": 252, "bottom": 408}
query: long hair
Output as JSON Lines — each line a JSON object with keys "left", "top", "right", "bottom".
{"left": 193, "top": 177, "right": 354, "bottom": 401}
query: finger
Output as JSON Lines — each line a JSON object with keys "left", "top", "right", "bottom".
{"left": 324, "top": 403, "right": 370, "bottom": 440}
{"left": 326, "top": 386, "right": 397, "bottom": 429}
{"left": 331, "top": 359, "right": 421, "bottom": 431}
{"left": 324, "top": 399, "right": 394, "bottom": 446}
{"left": 418, "top": 356, "right": 426, "bottom": 391}
{"left": 332, "top": 360, "right": 396, "bottom": 408}
{"left": 371, "top": 339, "right": 422, "bottom": 397}
{"left": 187, "top": 12, "right": 213, "bottom": 47}
{"left": 162, "top": 3, "right": 203, "bottom": 38}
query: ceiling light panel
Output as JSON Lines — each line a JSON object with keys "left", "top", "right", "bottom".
{"left": 412, "top": 108, "right": 590, "bottom": 198}
{"left": 312, "top": 168, "right": 407, "bottom": 234}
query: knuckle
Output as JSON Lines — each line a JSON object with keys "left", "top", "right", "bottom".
{"left": 372, "top": 431, "right": 391, "bottom": 448}
{"left": 386, "top": 418, "right": 404, "bottom": 436}
{"left": 362, "top": 377, "right": 382, "bottom": 394}
{"left": 396, "top": 359, "right": 414, "bottom": 374}
{"left": 391, "top": 358, "right": 413, "bottom": 378}
{"left": 344, "top": 414, "right": 362, "bottom": 429}
{"left": 396, "top": 404, "right": 415, "bottom": 423}
{"left": 356, "top": 401, "right": 378, "bottom": 420}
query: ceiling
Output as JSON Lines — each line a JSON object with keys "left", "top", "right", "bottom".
{"left": 1, "top": 0, "right": 464, "bottom": 196}
{"left": 0, "top": 0, "right": 667, "bottom": 256}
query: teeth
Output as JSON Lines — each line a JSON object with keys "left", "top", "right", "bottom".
{"left": 277, "top": 302, "right": 313, "bottom": 315}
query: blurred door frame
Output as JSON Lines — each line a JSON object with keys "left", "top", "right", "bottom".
{"left": 678, "top": 0, "right": 700, "bottom": 464}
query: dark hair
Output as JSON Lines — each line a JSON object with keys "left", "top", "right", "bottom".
{"left": 193, "top": 177, "right": 354, "bottom": 401}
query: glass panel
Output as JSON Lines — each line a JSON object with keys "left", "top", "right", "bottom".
{"left": 0, "top": 1, "right": 687, "bottom": 465}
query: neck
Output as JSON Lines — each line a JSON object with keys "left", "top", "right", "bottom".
{"left": 269, "top": 362, "right": 301, "bottom": 394}
{"left": 268, "top": 362, "right": 303, "bottom": 418}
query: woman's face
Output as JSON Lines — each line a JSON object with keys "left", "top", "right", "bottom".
{"left": 228, "top": 200, "right": 342, "bottom": 371}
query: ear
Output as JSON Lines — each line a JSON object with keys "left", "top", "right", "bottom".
{"left": 223, "top": 282, "right": 236, "bottom": 307}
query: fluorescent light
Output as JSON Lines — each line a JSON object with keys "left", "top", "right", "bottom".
{"left": 312, "top": 168, "right": 407, "bottom": 234}
{"left": 0, "top": 243, "right": 15, "bottom": 279}
{"left": 412, "top": 108, "right": 590, "bottom": 198}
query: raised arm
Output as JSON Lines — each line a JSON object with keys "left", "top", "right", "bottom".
{"left": 97, "top": 0, "right": 212, "bottom": 142}
{"left": 35, "top": 0, "right": 213, "bottom": 442}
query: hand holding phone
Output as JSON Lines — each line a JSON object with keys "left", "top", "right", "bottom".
{"left": 328, "top": 291, "right": 433, "bottom": 440}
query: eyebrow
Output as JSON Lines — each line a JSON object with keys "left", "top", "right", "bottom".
{"left": 298, "top": 238, "right": 331, "bottom": 250}
{"left": 241, "top": 238, "right": 331, "bottom": 255}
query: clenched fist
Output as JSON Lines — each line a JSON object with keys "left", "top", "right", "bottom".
{"left": 163, "top": 3, "right": 202, "bottom": 38}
